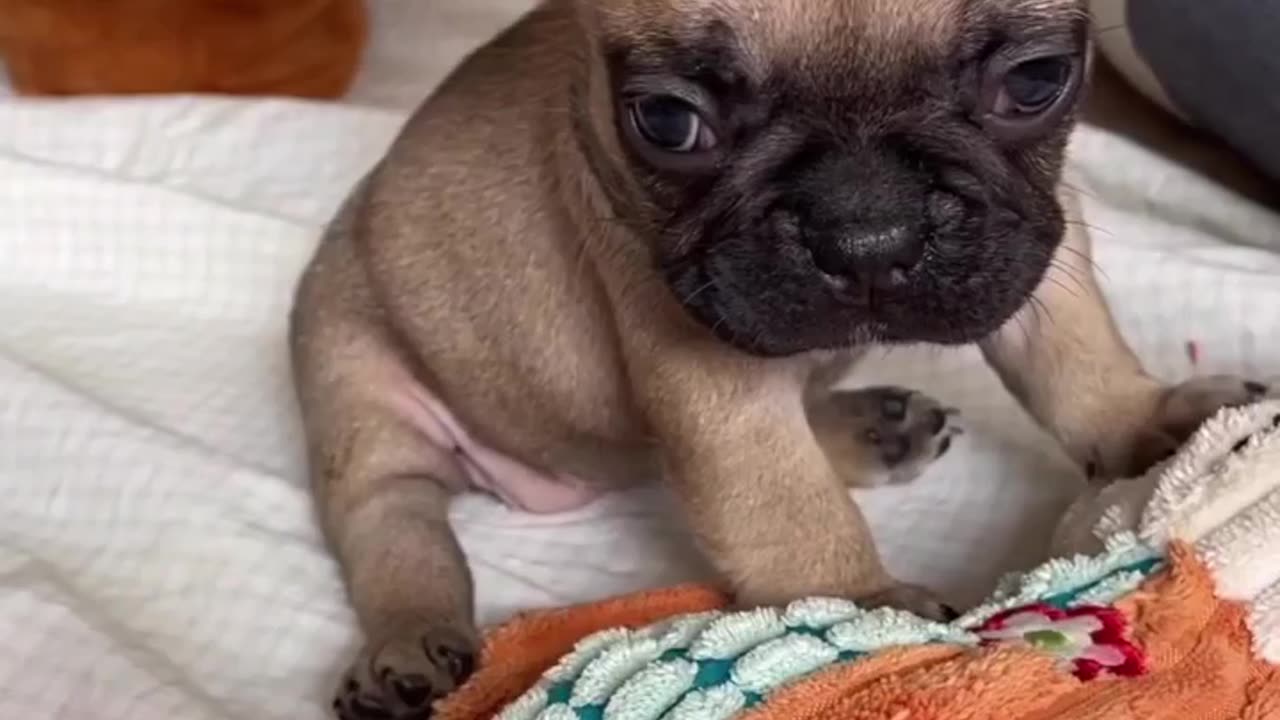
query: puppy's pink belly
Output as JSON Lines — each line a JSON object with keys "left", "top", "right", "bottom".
{"left": 387, "top": 381, "right": 600, "bottom": 514}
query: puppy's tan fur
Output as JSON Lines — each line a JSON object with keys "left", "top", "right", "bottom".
{"left": 292, "top": 1, "right": 1261, "bottom": 714}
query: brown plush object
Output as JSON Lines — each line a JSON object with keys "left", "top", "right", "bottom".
{"left": 0, "top": 0, "right": 367, "bottom": 98}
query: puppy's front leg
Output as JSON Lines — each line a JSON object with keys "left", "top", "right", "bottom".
{"left": 639, "top": 349, "right": 952, "bottom": 618}
{"left": 325, "top": 465, "right": 477, "bottom": 720}
{"left": 294, "top": 321, "right": 477, "bottom": 720}
{"left": 982, "top": 191, "right": 1267, "bottom": 479}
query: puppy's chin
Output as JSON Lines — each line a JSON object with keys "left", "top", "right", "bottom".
{"left": 665, "top": 217, "right": 1058, "bottom": 358}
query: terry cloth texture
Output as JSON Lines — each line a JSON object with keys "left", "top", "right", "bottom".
{"left": 436, "top": 546, "right": 1277, "bottom": 720}
{"left": 435, "top": 401, "right": 1280, "bottom": 720}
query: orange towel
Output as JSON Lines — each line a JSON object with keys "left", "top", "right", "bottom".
{"left": 438, "top": 543, "right": 1278, "bottom": 720}
{"left": 0, "top": 0, "right": 367, "bottom": 98}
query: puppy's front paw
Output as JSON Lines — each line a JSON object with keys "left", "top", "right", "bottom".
{"left": 1154, "top": 375, "right": 1272, "bottom": 438}
{"left": 1121, "top": 375, "right": 1272, "bottom": 477}
{"left": 829, "top": 386, "right": 961, "bottom": 486}
{"left": 859, "top": 582, "right": 959, "bottom": 622}
{"left": 333, "top": 621, "right": 478, "bottom": 720}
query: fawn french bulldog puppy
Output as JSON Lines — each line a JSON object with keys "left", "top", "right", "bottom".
{"left": 290, "top": 1, "right": 1267, "bottom": 716}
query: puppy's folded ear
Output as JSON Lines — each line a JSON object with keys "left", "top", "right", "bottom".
{"left": 565, "top": 0, "right": 629, "bottom": 40}
{"left": 567, "top": 0, "right": 711, "bottom": 47}
{"left": 564, "top": 0, "right": 600, "bottom": 34}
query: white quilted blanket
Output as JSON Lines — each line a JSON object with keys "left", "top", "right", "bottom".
{"left": 1, "top": 2, "right": 1279, "bottom": 718}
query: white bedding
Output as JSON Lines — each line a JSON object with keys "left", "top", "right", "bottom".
{"left": 2, "top": 2, "right": 1279, "bottom": 718}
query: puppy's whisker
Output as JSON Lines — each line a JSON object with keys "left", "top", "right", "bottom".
{"left": 1058, "top": 181, "right": 1099, "bottom": 201}
{"left": 679, "top": 279, "right": 717, "bottom": 305}
{"left": 1011, "top": 305, "right": 1034, "bottom": 347}
{"left": 1028, "top": 293, "right": 1056, "bottom": 327}
{"left": 1048, "top": 256, "right": 1084, "bottom": 280}
{"left": 585, "top": 213, "right": 626, "bottom": 224}
{"left": 1055, "top": 241, "right": 1110, "bottom": 282}
{"left": 1064, "top": 219, "right": 1114, "bottom": 239}
{"left": 1046, "top": 263, "right": 1087, "bottom": 298}
{"left": 1058, "top": 241, "right": 1104, "bottom": 264}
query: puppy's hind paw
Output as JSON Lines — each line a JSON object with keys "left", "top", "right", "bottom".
{"left": 830, "top": 386, "right": 962, "bottom": 486}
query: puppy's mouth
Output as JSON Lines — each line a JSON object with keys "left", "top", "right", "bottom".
{"left": 666, "top": 256, "right": 886, "bottom": 356}
{"left": 664, "top": 212, "right": 1054, "bottom": 357}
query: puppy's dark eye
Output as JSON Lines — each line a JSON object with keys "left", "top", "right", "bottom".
{"left": 996, "top": 57, "right": 1071, "bottom": 115}
{"left": 628, "top": 96, "right": 714, "bottom": 153}
{"left": 978, "top": 53, "right": 1081, "bottom": 142}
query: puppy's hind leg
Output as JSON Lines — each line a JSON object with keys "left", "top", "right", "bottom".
{"left": 295, "top": 323, "right": 477, "bottom": 720}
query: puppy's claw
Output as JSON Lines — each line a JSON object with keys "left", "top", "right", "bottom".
{"left": 1119, "top": 375, "right": 1278, "bottom": 478}
{"left": 836, "top": 386, "right": 963, "bottom": 485}
{"left": 860, "top": 582, "right": 957, "bottom": 623}
{"left": 333, "top": 622, "right": 478, "bottom": 720}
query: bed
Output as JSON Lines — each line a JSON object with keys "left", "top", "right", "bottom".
{"left": 2, "top": 1, "right": 1278, "bottom": 718}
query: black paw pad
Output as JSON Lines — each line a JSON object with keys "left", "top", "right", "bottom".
{"left": 866, "top": 429, "right": 911, "bottom": 465}
{"left": 391, "top": 675, "right": 433, "bottom": 709}
{"left": 928, "top": 408, "right": 947, "bottom": 435}
{"left": 424, "top": 642, "right": 476, "bottom": 685}
{"left": 340, "top": 695, "right": 393, "bottom": 720}
{"left": 880, "top": 393, "right": 908, "bottom": 421}
{"left": 1085, "top": 461, "right": 1099, "bottom": 480}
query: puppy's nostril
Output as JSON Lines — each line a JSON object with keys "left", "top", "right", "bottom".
{"left": 811, "top": 223, "right": 924, "bottom": 290}
{"left": 809, "top": 243, "right": 852, "bottom": 278}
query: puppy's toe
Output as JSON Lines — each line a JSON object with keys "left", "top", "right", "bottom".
{"left": 1119, "top": 376, "right": 1273, "bottom": 475}
{"left": 333, "top": 622, "right": 478, "bottom": 720}
{"left": 859, "top": 582, "right": 958, "bottom": 622}
{"left": 1157, "top": 375, "right": 1272, "bottom": 436}
{"left": 840, "top": 386, "right": 962, "bottom": 485}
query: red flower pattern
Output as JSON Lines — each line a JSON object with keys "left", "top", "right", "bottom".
{"left": 975, "top": 603, "right": 1147, "bottom": 681}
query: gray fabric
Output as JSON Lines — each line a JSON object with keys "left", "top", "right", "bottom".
{"left": 1129, "top": 0, "right": 1280, "bottom": 182}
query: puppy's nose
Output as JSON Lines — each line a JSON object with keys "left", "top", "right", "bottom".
{"left": 809, "top": 223, "right": 924, "bottom": 290}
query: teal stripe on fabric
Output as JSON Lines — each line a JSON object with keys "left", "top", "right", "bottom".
{"left": 553, "top": 554, "right": 1162, "bottom": 720}
{"left": 1043, "top": 557, "right": 1163, "bottom": 609}
{"left": 693, "top": 658, "right": 734, "bottom": 687}
{"left": 548, "top": 681, "right": 573, "bottom": 705}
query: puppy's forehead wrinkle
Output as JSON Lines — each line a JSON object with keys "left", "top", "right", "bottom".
{"left": 598, "top": 0, "right": 1088, "bottom": 107}
{"left": 595, "top": 0, "right": 1088, "bottom": 48}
